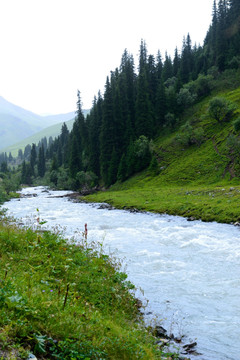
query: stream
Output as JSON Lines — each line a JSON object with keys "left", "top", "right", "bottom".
{"left": 3, "top": 186, "right": 240, "bottom": 360}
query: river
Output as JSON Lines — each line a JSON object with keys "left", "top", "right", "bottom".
{"left": 3, "top": 186, "right": 240, "bottom": 360}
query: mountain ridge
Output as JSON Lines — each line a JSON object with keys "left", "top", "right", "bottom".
{"left": 0, "top": 95, "right": 76, "bottom": 150}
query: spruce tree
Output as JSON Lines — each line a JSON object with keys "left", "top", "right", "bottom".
{"left": 117, "top": 153, "right": 127, "bottom": 182}
{"left": 107, "top": 147, "right": 118, "bottom": 186}
{"left": 179, "top": 34, "right": 193, "bottom": 83}
{"left": 87, "top": 93, "right": 103, "bottom": 177}
{"left": 162, "top": 53, "right": 173, "bottom": 82}
{"left": 69, "top": 123, "right": 82, "bottom": 178}
{"left": 30, "top": 143, "right": 37, "bottom": 175}
{"left": 135, "top": 41, "right": 154, "bottom": 138}
{"left": 100, "top": 76, "right": 115, "bottom": 184}
{"left": 37, "top": 144, "right": 46, "bottom": 177}
{"left": 155, "top": 78, "right": 167, "bottom": 127}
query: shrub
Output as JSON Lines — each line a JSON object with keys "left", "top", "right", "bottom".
{"left": 177, "top": 88, "right": 197, "bottom": 109}
{"left": 176, "top": 121, "right": 205, "bottom": 147}
{"left": 184, "top": 74, "right": 213, "bottom": 98}
{"left": 208, "top": 97, "right": 237, "bottom": 122}
{"left": 226, "top": 134, "right": 240, "bottom": 154}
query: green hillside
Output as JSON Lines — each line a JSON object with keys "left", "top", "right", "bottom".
{"left": 87, "top": 83, "right": 240, "bottom": 224}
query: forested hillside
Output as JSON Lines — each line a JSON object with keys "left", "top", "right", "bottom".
{"left": 1, "top": 0, "right": 240, "bottom": 197}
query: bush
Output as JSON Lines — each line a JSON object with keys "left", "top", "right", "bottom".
{"left": 177, "top": 88, "right": 197, "bottom": 109}
{"left": 226, "top": 134, "right": 240, "bottom": 154}
{"left": 208, "top": 97, "right": 237, "bottom": 122}
{"left": 176, "top": 121, "right": 205, "bottom": 147}
{"left": 184, "top": 74, "right": 213, "bottom": 98}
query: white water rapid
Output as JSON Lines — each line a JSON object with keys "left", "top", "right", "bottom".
{"left": 3, "top": 186, "right": 240, "bottom": 360}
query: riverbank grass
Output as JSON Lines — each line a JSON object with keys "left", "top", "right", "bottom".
{"left": 86, "top": 181, "right": 240, "bottom": 223}
{"left": 0, "top": 216, "right": 176, "bottom": 359}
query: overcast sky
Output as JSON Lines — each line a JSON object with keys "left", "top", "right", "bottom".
{"left": 0, "top": 0, "right": 213, "bottom": 115}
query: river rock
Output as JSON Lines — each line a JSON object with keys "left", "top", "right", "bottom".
{"left": 98, "top": 203, "right": 114, "bottom": 210}
{"left": 187, "top": 216, "right": 196, "bottom": 221}
{"left": 153, "top": 325, "right": 169, "bottom": 338}
{"left": 183, "top": 341, "right": 197, "bottom": 352}
{"left": 28, "top": 354, "right": 38, "bottom": 360}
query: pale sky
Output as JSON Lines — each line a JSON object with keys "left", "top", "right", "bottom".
{"left": 0, "top": 0, "right": 213, "bottom": 115}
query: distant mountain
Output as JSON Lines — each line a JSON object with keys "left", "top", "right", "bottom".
{"left": 3, "top": 118, "right": 75, "bottom": 157}
{"left": 41, "top": 112, "right": 76, "bottom": 126}
{"left": 0, "top": 96, "right": 80, "bottom": 150}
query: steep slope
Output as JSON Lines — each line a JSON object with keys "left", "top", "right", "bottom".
{"left": 87, "top": 85, "right": 240, "bottom": 223}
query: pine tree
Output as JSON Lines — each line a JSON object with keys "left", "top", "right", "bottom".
{"left": 76, "top": 90, "right": 88, "bottom": 150}
{"left": 100, "top": 76, "right": 115, "bottom": 184}
{"left": 155, "top": 78, "right": 167, "bottom": 127}
{"left": 87, "top": 93, "right": 103, "bottom": 177}
{"left": 156, "top": 51, "right": 163, "bottom": 81}
{"left": 162, "top": 53, "right": 173, "bottom": 82}
{"left": 135, "top": 41, "right": 154, "bottom": 138}
{"left": 179, "top": 34, "right": 193, "bottom": 83}
{"left": 21, "top": 160, "right": 32, "bottom": 184}
{"left": 37, "top": 145, "right": 46, "bottom": 177}
{"left": 117, "top": 153, "right": 127, "bottom": 182}
{"left": 30, "top": 143, "right": 37, "bottom": 175}
{"left": 18, "top": 149, "right": 23, "bottom": 160}
{"left": 216, "top": 0, "right": 228, "bottom": 70}
{"left": 119, "top": 49, "right": 136, "bottom": 142}
{"left": 107, "top": 147, "right": 118, "bottom": 186}
{"left": 69, "top": 123, "right": 82, "bottom": 178}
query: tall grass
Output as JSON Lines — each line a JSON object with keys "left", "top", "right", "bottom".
{"left": 0, "top": 215, "right": 176, "bottom": 359}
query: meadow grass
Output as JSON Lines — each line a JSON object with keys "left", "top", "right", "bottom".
{"left": 87, "top": 182, "right": 240, "bottom": 223}
{"left": 0, "top": 215, "right": 178, "bottom": 360}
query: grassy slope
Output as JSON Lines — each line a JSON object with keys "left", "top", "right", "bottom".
{"left": 0, "top": 217, "right": 172, "bottom": 360}
{"left": 87, "top": 84, "right": 240, "bottom": 224}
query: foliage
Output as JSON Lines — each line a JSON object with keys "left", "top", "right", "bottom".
{"left": 208, "top": 97, "right": 237, "bottom": 122}
{"left": 177, "top": 88, "right": 197, "bottom": 110}
{"left": 164, "top": 113, "right": 176, "bottom": 128}
{"left": 76, "top": 171, "right": 98, "bottom": 189}
{"left": 226, "top": 134, "right": 240, "bottom": 154}
{"left": 133, "top": 136, "right": 152, "bottom": 172}
{"left": 233, "top": 116, "right": 240, "bottom": 132}
{"left": 175, "top": 122, "right": 205, "bottom": 147}
{"left": 184, "top": 74, "right": 213, "bottom": 98}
